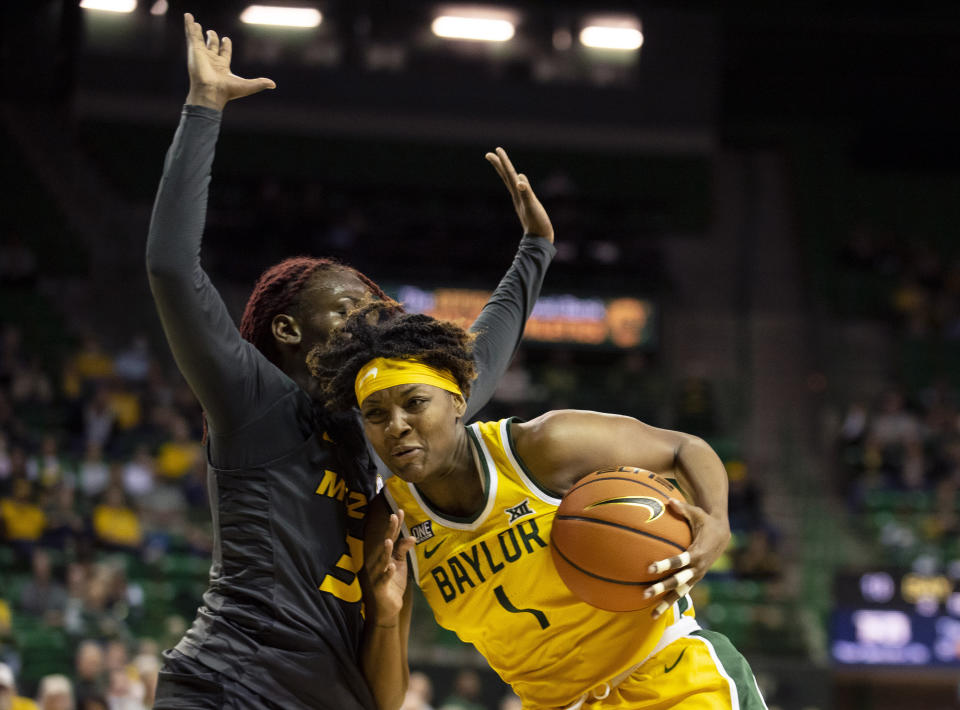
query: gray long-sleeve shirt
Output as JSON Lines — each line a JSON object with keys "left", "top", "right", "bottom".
{"left": 146, "top": 105, "right": 554, "bottom": 708}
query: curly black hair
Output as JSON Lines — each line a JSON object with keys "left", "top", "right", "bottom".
{"left": 308, "top": 301, "right": 477, "bottom": 411}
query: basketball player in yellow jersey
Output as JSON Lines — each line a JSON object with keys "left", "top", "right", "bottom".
{"left": 310, "top": 304, "right": 767, "bottom": 710}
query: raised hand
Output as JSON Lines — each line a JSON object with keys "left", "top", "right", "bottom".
{"left": 184, "top": 12, "right": 275, "bottom": 111}
{"left": 366, "top": 510, "right": 415, "bottom": 626}
{"left": 644, "top": 497, "right": 731, "bottom": 619}
{"left": 486, "top": 147, "right": 555, "bottom": 243}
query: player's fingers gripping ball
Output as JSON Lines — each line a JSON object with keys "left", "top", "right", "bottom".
{"left": 550, "top": 467, "right": 692, "bottom": 612}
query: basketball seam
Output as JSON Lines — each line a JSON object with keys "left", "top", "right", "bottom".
{"left": 568, "top": 476, "right": 676, "bottom": 499}
{"left": 554, "top": 514, "right": 688, "bottom": 552}
{"left": 552, "top": 544, "right": 674, "bottom": 587}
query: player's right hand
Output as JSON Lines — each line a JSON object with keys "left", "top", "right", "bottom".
{"left": 184, "top": 12, "right": 275, "bottom": 111}
{"left": 486, "top": 147, "right": 555, "bottom": 243}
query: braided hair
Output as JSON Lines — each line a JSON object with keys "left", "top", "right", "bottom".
{"left": 239, "top": 256, "right": 389, "bottom": 363}
{"left": 308, "top": 301, "right": 478, "bottom": 411}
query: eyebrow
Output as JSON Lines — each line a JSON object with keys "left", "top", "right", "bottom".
{"left": 362, "top": 383, "right": 423, "bottom": 407}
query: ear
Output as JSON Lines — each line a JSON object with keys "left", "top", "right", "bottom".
{"left": 271, "top": 313, "right": 302, "bottom": 347}
{"left": 452, "top": 393, "right": 467, "bottom": 419}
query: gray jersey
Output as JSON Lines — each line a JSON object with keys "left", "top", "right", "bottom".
{"left": 146, "top": 105, "right": 555, "bottom": 708}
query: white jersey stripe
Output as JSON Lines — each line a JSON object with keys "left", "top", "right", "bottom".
{"left": 498, "top": 418, "right": 562, "bottom": 505}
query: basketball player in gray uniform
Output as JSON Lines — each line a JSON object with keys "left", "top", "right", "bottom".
{"left": 146, "top": 13, "right": 556, "bottom": 710}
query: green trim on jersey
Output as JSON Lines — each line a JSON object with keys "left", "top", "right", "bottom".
{"left": 692, "top": 630, "right": 767, "bottom": 710}
{"left": 504, "top": 417, "right": 563, "bottom": 499}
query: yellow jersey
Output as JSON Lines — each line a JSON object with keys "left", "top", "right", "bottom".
{"left": 0, "top": 499, "right": 45, "bottom": 541}
{"left": 384, "top": 418, "right": 698, "bottom": 710}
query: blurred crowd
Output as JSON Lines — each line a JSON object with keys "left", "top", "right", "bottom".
{"left": 836, "top": 385, "right": 960, "bottom": 564}
{"left": 0, "top": 322, "right": 208, "bottom": 704}
{"left": 0, "top": 324, "right": 211, "bottom": 560}
{"left": 839, "top": 223, "right": 960, "bottom": 336}
{"left": 399, "top": 668, "right": 521, "bottom": 710}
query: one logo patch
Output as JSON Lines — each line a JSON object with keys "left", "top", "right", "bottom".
{"left": 585, "top": 496, "right": 664, "bottom": 523}
{"left": 360, "top": 367, "right": 379, "bottom": 385}
{"left": 410, "top": 520, "right": 435, "bottom": 543}
{"left": 505, "top": 498, "right": 535, "bottom": 525}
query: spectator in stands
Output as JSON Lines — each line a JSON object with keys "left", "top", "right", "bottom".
{"left": 105, "top": 668, "right": 144, "bottom": 710}
{"left": 36, "top": 675, "right": 73, "bottom": 710}
{"left": 42, "top": 484, "right": 85, "bottom": 552}
{"left": 65, "top": 567, "right": 130, "bottom": 642}
{"left": 726, "top": 460, "right": 764, "bottom": 533}
{"left": 0, "top": 388, "right": 26, "bottom": 441}
{"left": 399, "top": 671, "right": 435, "bottom": 710}
{"left": 438, "top": 670, "right": 485, "bottom": 710}
{"left": 113, "top": 336, "right": 151, "bottom": 384}
{"left": 18, "top": 548, "right": 67, "bottom": 625}
{"left": 77, "top": 445, "right": 109, "bottom": 501}
{"left": 71, "top": 336, "right": 114, "bottom": 386}
{"left": 135, "top": 477, "right": 187, "bottom": 556}
{"left": 152, "top": 416, "right": 198, "bottom": 481}
{"left": 120, "top": 446, "right": 154, "bottom": 503}
{"left": 869, "top": 390, "right": 921, "bottom": 452}
{"left": 63, "top": 562, "right": 89, "bottom": 632}
{"left": 836, "top": 400, "right": 870, "bottom": 496}
{"left": 179, "top": 459, "right": 207, "bottom": 513}
{"left": 892, "top": 274, "right": 933, "bottom": 335}
{"left": 105, "top": 380, "right": 142, "bottom": 440}
{"left": 9, "top": 358, "right": 53, "bottom": 408}
{"left": 0, "top": 327, "right": 26, "bottom": 384}
{"left": 91, "top": 486, "right": 142, "bottom": 551}
{"left": 82, "top": 387, "right": 115, "bottom": 452}
{"left": 933, "top": 476, "right": 959, "bottom": 539}
{"left": 0, "top": 478, "right": 46, "bottom": 561}
{"left": 26, "top": 435, "right": 69, "bottom": 492}
{"left": 733, "top": 529, "right": 782, "bottom": 581}
{"left": 104, "top": 640, "right": 128, "bottom": 678}
{"left": 131, "top": 655, "right": 159, "bottom": 710}
{"left": 0, "top": 662, "right": 37, "bottom": 710}
{"left": 105, "top": 567, "right": 143, "bottom": 626}
{"left": 72, "top": 642, "right": 105, "bottom": 702}
{"left": 0, "top": 434, "right": 12, "bottom": 496}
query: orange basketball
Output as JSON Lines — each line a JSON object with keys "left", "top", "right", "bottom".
{"left": 550, "top": 466, "right": 692, "bottom": 612}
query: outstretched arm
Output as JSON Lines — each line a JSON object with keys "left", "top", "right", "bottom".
{"left": 464, "top": 148, "right": 556, "bottom": 420}
{"left": 360, "top": 496, "right": 415, "bottom": 710}
{"left": 146, "top": 14, "right": 278, "bottom": 439}
{"left": 515, "top": 411, "right": 731, "bottom": 618}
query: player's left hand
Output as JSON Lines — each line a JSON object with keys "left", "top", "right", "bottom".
{"left": 644, "top": 497, "right": 731, "bottom": 619}
{"left": 366, "top": 510, "right": 415, "bottom": 626}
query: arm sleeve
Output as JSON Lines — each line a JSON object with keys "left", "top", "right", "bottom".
{"left": 463, "top": 235, "right": 556, "bottom": 421}
{"left": 145, "top": 106, "right": 294, "bottom": 436}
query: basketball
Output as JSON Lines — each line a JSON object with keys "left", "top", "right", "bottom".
{"left": 550, "top": 466, "right": 692, "bottom": 612}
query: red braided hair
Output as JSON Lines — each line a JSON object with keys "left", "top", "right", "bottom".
{"left": 239, "top": 256, "right": 389, "bottom": 363}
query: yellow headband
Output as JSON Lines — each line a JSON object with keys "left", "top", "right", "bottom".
{"left": 355, "top": 357, "right": 463, "bottom": 406}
